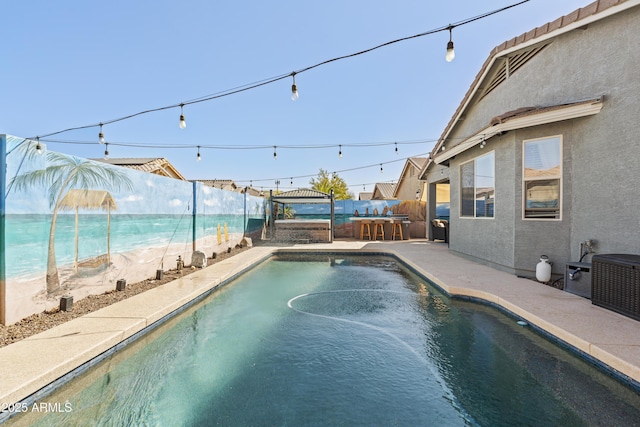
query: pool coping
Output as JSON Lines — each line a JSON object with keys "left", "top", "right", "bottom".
{"left": 1, "top": 241, "right": 640, "bottom": 422}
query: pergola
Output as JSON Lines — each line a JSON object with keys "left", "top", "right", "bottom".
{"left": 270, "top": 188, "right": 334, "bottom": 242}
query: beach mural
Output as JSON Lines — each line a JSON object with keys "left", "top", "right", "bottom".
{"left": 284, "top": 199, "right": 426, "bottom": 238}
{"left": 0, "top": 135, "right": 266, "bottom": 324}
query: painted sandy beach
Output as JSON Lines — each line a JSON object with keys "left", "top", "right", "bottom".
{"left": 5, "top": 234, "right": 245, "bottom": 324}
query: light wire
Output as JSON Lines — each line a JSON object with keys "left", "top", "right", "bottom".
{"left": 30, "top": 1, "right": 529, "bottom": 141}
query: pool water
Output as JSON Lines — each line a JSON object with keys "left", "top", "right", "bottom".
{"left": 8, "top": 254, "right": 640, "bottom": 426}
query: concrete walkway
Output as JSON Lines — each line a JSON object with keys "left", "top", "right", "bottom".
{"left": 1, "top": 239, "right": 639, "bottom": 416}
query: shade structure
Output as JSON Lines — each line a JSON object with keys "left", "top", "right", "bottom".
{"left": 271, "top": 188, "right": 332, "bottom": 204}
{"left": 270, "top": 188, "right": 334, "bottom": 242}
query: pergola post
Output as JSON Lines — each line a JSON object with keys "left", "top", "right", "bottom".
{"left": 330, "top": 189, "right": 334, "bottom": 243}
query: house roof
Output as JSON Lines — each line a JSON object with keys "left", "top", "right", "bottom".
{"left": 243, "top": 187, "right": 263, "bottom": 197}
{"left": 372, "top": 183, "right": 397, "bottom": 200}
{"left": 393, "top": 157, "right": 427, "bottom": 198}
{"left": 93, "top": 157, "right": 187, "bottom": 180}
{"left": 197, "top": 179, "right": 238, "bottom": 191}
{"left": 421, "top": 0, "right": 638, "bottom": 175}
{"left": 358, "top": 192, "right": 373, "bottom": 201}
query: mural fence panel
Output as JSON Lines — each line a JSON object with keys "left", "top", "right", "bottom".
{"left": 1, "top": 135, "right": 265, "bottom": 324}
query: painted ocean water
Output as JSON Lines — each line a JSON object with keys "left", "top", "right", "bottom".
{"left": 5, "top": 214, "right": 263, "bottom": 278}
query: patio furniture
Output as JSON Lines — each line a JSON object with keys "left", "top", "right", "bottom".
{"left": 360, "top": 220, "right": 372, "bottom": 240}
{"left": 391, "top": 220, "right": 403, "bottom": 240}
{"left": 373, "top": 220, "right": 385, "bottom": 240}
{"left": 431, "top": 219, "right": 448, "bottom": 243}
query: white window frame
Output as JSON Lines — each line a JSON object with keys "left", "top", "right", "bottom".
{"left": 522, "top": 135, "right": 562, "bottom": 221}
{"left": 459, "top": 151, "right": 495, "bottom": 219}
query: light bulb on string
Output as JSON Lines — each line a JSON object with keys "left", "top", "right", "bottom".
{"left": 273, "top": 146, "right": 277, "bottom": 160}
{"left": 445, "top": 25, "right": 455, "bottom": 62}
{"left": 339, "top": 145, "right": 342, "bottom": 158}
{"left": 179, "top": 104, "right": 187, "bottom": 129}
{"left": 395, "top": 142, "right": 398, "bottom": 155}
{"left": 196, "top": 146, "right": 201, "bottom": 161}
{"left": 104, "top": 143, "right": 109, "bottom": 160}
{"left": 35, "top": 137, "right": 42, "bottom": 154}
{"left": 380, "top": 164, "right": 383, "bottom": 174}
{"left": 290, "top": 178, "right": 293, "bottom": 187}
{"left": 98, "top": 123, "right": 105, "bottom": 144}
{"left": 291, "top": 73, "right": 299, "bottom": 101}
{"left": 441, "top": 145, "right": 446, "bottom": 151}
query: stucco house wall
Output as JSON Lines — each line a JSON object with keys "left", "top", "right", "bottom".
{"left": 447, "top": 134, "right": 517, "bottom": 272}
{"left": 394, "top": 158, "right": 427, "bottom": 201}
{"left": 424, "top": 2, "right": 640, "bottom": 277}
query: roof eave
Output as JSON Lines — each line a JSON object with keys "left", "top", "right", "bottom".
{"left": 434, "top": 0, "right": 639, "bottom": 154}
{"left": 434, "top": 97, "right": 604, "bottom": 164}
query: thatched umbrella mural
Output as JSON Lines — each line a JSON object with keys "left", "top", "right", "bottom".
{"left": 59, "top": 189, "right": 117, "bottom": 274}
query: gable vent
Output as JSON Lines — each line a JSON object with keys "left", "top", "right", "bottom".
{"left": 479, "top": 43, "right": 549, "bottom": 100}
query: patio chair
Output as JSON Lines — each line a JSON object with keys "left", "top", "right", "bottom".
{"left": 431, "top": 219, "right": 448, "bottom": 243}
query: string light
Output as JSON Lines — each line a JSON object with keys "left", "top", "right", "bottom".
{"left": 98, "top": 123, "right": 105, "bottom": 144}
{"left": 445, "top": 25, "right": 456, "bottom": 62}
{"left": 395, "top": 142, "right": 398, "bottom": 155}
{"left": 273, "top": 146, "right": 277, "bottom": 160}
{"left": 179, "top": 104, "right": 187, "bottom": 129}
{"left": 233, "top": 149, "right": 435, "bottom": 186}
{"left": 380, "top": 164, "right": 383, "bottom": 174}
{"left": 196, "top": 145, "right": 201, "bottom": 161}
{"left": 35, "top": 137, "right": 42, "bottom": 155}
{"left": 480, "top": 136, "right": 486, "bottom": 149}
{"left": 290, "top": 177, "right": 293, "bottom": 186}
{"left": 104, "top": 143, "right": 109, "bottom": 159}
{"left": 339, "top": 145, "right": 342, "bottom": 158}
{"left": 31, "top": 2, "right": 528, "bottom": 142}
{"left": 291, "top": 73, "right": 299, "bottom": 101}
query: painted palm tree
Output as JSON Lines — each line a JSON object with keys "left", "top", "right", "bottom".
{"left": 9, "top": 151, "right": 133, "bottom": 294}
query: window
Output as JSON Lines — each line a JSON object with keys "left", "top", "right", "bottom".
{"left": 523, "top": 136, "right": 561, "bottom": 219}
{"left": 460, "top": 152, "right": 494, "bottom": 218}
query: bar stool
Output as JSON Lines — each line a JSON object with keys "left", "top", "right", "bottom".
{"left": 391, "top": 220, "right": 403, "bottom": 240}
{"left": 360, "top": 220, "right": 372, "bottom": 240}
{"left": 372, "top": 220, "right": 385, "bottom": 240}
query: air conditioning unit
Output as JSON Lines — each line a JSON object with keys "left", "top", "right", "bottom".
{"left": 564, "top": 261, "right": 591, "bottom": 298}
{"left": 591, "top": 254, "right": 640, "bottom": 321}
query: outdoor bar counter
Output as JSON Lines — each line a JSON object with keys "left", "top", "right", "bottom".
{"left": 350, "top": 216, "right": 410, "bottom": 240}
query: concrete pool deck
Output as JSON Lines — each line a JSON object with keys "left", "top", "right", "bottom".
{"left": 1, "top": 239, "right": 639, "bottom": 414}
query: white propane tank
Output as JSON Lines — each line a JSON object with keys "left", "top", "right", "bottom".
{"left": 536, "top": 255, "right": 552, "bottom": 283}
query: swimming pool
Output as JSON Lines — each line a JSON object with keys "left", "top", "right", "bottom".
{"left": 6, "top": 254, "right": 640, "bottom": 426}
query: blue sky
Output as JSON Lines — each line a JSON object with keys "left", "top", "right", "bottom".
{"left": 1, "top": 0, "right": 588, "bottom": 195}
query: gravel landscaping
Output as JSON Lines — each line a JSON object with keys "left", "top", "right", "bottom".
{"left": 0, "top": 245, "right": 250, "bottom": 348}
